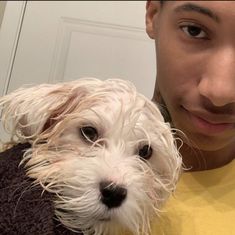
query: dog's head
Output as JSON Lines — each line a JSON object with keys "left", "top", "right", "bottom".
{"left": 0, "top": 78, "right": 182, "bottom": 235}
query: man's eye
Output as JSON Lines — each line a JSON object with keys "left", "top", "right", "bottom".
{"left": 80, "top": 126, "right": 98, "bottom": 143}
{"left": 181, "top": 25, "right": 207, "bottom": 39}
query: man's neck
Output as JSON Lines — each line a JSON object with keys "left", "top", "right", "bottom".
{"left": 179, "top": 142, "right": 235, "bottom": 172}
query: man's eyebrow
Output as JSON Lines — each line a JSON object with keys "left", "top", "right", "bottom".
{"left": 174, "top": 3, "right": 220, "bottom": 23}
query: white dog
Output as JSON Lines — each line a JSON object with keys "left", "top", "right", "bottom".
{"left": 0, "top": 78, "right": 181, "bottom": 235}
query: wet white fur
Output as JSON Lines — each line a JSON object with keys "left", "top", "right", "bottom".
{"left": 0, "top": 78, "right": 182, "bottom": 235}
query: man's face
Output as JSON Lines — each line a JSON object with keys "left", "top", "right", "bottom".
{"left": 146, "top": 1, "right": 235, "bottom": 151}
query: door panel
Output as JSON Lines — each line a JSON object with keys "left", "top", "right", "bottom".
{"left": 8, "top": 1, "right": 156, "bottom": 98}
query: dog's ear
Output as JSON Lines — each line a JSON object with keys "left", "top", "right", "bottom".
{"left": 0, "top": 81, "right": 89, "bottom": 141}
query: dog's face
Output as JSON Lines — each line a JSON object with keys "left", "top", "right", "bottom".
{"left": 0, "top": 78, "right": 181, "bottom": 235}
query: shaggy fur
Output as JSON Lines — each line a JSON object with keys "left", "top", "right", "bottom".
{"left": 0, "top": 78, "right": 182, "bottom": 235}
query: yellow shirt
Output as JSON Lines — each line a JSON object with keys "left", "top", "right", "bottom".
{"left": 152, "top": 159, "right": 235, "bottom": 235}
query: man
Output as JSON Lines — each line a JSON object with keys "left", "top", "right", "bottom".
{"left": 145, "top": 1, "right": 235, "bottom": 234}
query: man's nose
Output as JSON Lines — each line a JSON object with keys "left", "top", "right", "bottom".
{"left": 198, "top": 47, "right": 235, "bottom": 107}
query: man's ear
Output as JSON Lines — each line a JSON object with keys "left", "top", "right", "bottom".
{"left": 145, "top": 1, "right": 161, "bottom": 39}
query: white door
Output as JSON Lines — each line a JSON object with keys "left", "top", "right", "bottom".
{"left": 0, "top": 1, "right": 156, "bottom": 141}
{"left": 4, "top": 1, "right": 156, "bottom": 97}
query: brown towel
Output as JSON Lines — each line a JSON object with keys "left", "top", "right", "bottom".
{"left": 0, "top": 143, "right": 82, "bottom": 235}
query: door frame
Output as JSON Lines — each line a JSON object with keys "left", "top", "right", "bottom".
{"left": 0, "top": 1, "right": 27, "bottom": 96}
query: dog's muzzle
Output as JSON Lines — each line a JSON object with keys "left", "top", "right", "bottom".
{"left": 99, "top": 181, "right": 127, "bottom": 209}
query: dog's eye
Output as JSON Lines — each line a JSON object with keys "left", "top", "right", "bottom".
{"left": 138, "top": 145, "right": 152, "bottom": 160}
{"left": 80, "top": 126, "right": 98, "bottom": 142}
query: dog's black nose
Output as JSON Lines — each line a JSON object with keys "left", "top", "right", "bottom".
{"left": 99, "top": 181, "right": 127, "bottom": 209}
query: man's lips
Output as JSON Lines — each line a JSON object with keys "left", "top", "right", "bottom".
{"left": 182, "top": 107, "right": 235, "bottom": 134}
